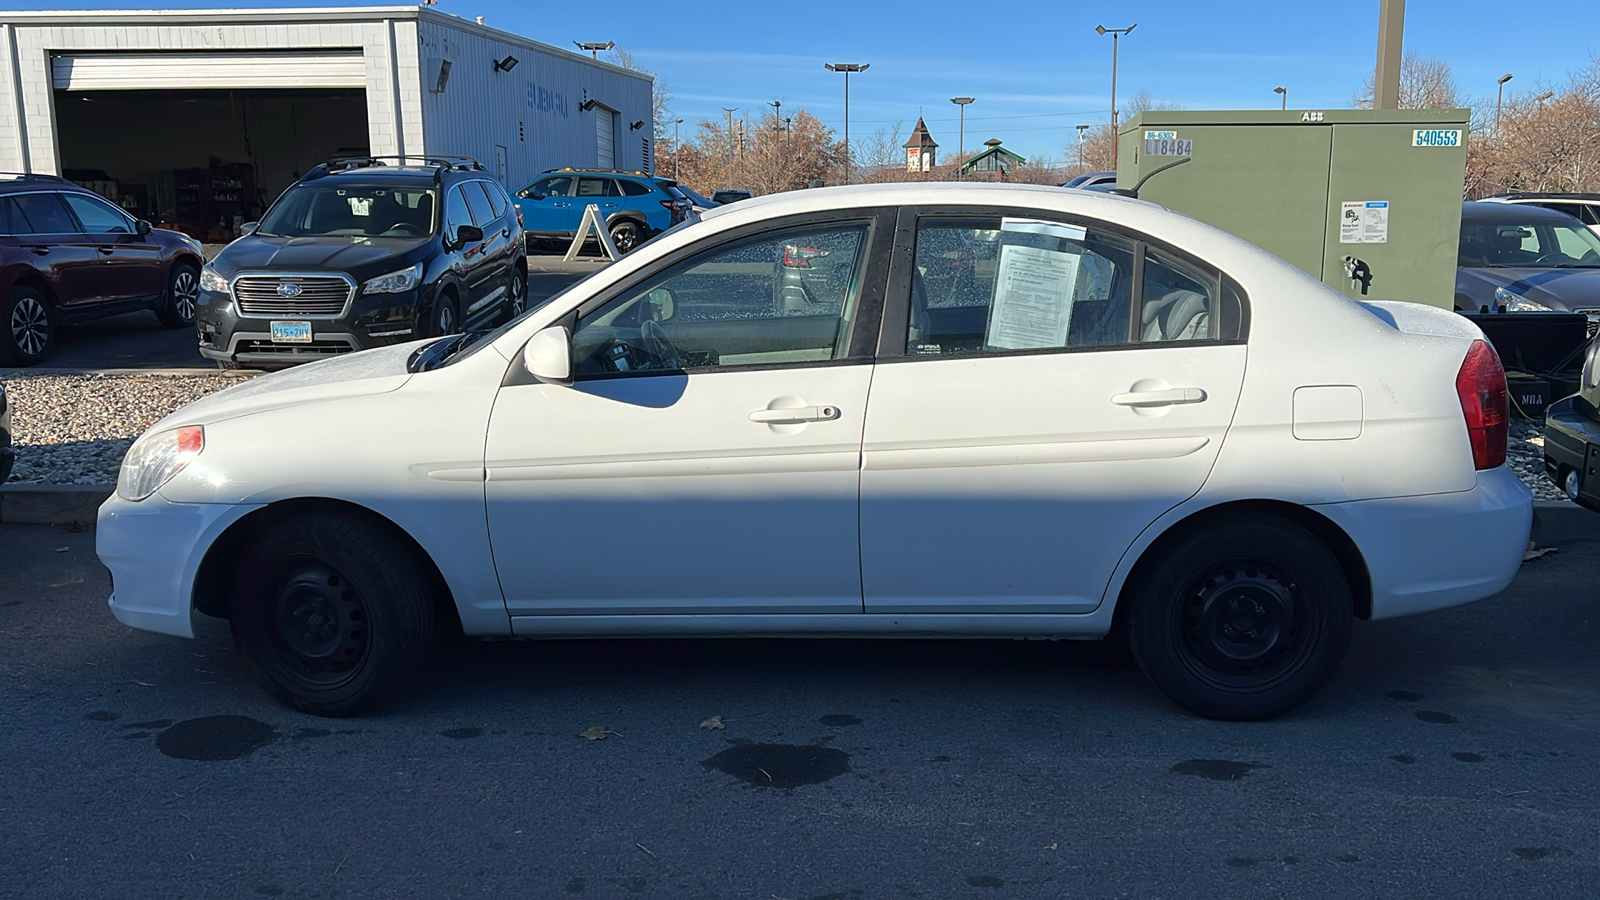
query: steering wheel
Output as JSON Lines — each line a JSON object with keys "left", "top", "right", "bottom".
{"left": 386, "top": 223, "right": 424, "bottom": 236}
{"left": 640, "top": 320, "right": 683, "bottom": 369}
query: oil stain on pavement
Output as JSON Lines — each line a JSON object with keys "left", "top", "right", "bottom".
{"left": 703, "top": 743, "right": 850, "bottom": 788}
{"left": 155, "top": 715, "right": 277, "bottom": 761}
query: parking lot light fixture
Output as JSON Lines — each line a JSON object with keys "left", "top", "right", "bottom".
{"left": 825, "top": 63, "right": 869, "bottom": 183}
{"left": 1273, "top": 86, "right": 1287, "bottom": 110}
{"left": 1095, "top": 24, "right": 1136, "bottom": 166}
{"left": 1534, "top": 90, "right": 1555, "bottom": 106}
{"left": 1495, "top": 73, "right": 1514, "bottom": 138}
{"left": 951, "top": 97, "right": 974, "bottom": 180}
{"left": 574, "top": 41, "right": 614, "bottom": 60}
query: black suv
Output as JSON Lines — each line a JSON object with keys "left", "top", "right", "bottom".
{"left": 197, "top": 157, "right": 527, "bottom": 369}
{"left": 1, "top": 173, "right": 204, "bottom": 366}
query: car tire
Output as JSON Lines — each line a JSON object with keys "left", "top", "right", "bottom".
{"left": 1126, "top": 514, "right": 1352, "bottom": 721}
{"left": 609, "top": 220, "right": 642, "bottom": 254}
{"left": 156, "top": 261, "right": 200, "bottom": 328}
{"left": 1564, "top": 466, "right": 1582, "bottom": 502}
{"left": 229, "top": 511, "right": 434, "bottom": 717}
{"left": 215, "top": 359, "right": 242, "bottom": 371}
{"left": 428, "top": 293, "right": 459, "bottom": 338}
{"left": 1, "top": 285, "right": 56, "bottom": 367}
{"left": 499, "top": 267, "right": 527, "bottom": 324}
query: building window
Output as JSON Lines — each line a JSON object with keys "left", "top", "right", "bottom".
{"left": 518, "top": 121, "right": 525, "bottom": 143}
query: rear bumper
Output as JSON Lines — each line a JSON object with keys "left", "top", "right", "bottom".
{"left": 1313, "top": 466, "right": 1533, "bottom": 620}
{"left": 97, "top": 491, "right": 263, "bottom": 638}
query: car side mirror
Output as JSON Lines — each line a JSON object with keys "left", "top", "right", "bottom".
{"left": 454, "top": 224, "right": 484, "bottom": 248}
{"left": 239, "top": 221, "right": 258, "bottom": 237}
{"left": 646, "top": 287, "right": 675, "bottom": 322}
{"left": 523, "top": 325, "right": 572, "bottom": 385}
{"left": 135, "top": 219, "right": 153, "bottom": 236}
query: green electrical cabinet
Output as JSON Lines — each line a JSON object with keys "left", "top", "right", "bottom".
{"left": 1117, "top": 109, "right": 1470, "bottom": 308}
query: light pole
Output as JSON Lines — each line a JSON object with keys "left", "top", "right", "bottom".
{"left": 573, "top": 41, "right": 613, "bottom": 60}
{"left": 673, "top": 118, "right": 683, "bottom": 180}
{"left": 950, "top": 97, "right": 974, "bottom": 180}
{"left": 1496, "top": 73, "right": 1514, "bottom": 138}
{"left": 769, "top": 99, "right": 782, "bottom": 143}
{"left": 825, "top": 62, "right": 869, "bottom": 183}
{"left": 1075, "top": 124, "right": 1089, "bottom": 172}
{"left": 1095, "top": 24, "right": 1136, "bottom": 168}
{"left": 1273, "top": 86, "right": 1287, "bottom": 110}
{"left": 1534, "top": 90, "right": 1555, "bottom": 106}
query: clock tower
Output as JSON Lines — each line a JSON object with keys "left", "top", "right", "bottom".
{"left": 903, "top": 117, "right": 939, "bottom": 173}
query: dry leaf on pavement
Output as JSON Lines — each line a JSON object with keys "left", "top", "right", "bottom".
{"left": 699, "top": 716, "right": 725, "bottom": 730}
{"left": 581, "top": 725, "right": 608, "bottom": 740}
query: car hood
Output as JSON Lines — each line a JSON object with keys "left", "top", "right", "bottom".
{"left": 212, "top": 234, "right": 432, "bottom": 278}
{"left": 1459, "top": 266, "right": 1600, "bottom": 311}
{"left": 147, "top": 341, "right": 426, "bottom": 433}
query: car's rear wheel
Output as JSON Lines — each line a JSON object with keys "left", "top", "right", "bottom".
{"left": 1, "top": 285, "right": 55, "bottom": 366}
{"left": 609, "top": 220, "right": 642, "bottom": 253}
{"left": 156, "top": 261, "right": 200, "bottom": 328}
{"left": 229, "top": 511, "right": 434, "bottom": 717}
{"left": 1127, "top": 515, "right": 1352, "bottom": 721}
{"left": 504, "top": 267, "right": 527, "bottom": 321}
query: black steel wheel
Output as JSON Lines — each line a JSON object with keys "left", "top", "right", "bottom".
{"left": 157, "top": 261, "right": 200, "bottom": 328}
{"left": 1, "top": 286, "right": 55, "bottom": 366}
{"left": 609, "top": 220, "right": 642, "bottom": 253}
{"left": 230, "top": 511, "right": 435, "bottom": 717}
{"left": 1127, "top": 514, "right": 1352, "bottom": 721}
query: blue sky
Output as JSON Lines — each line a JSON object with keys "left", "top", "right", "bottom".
{"left": 12, "top": 0, "right": 1598, "bottom": 162}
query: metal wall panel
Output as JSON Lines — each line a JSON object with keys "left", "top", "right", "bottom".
{"left": 415, "top": 17, "right": 652, "bottom": 191}
{"left": 50, "top": 50, "right": 366, "bottom": 90}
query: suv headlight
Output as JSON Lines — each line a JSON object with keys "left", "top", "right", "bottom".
{"left": 117, "top": 426, "right": 205, "bottom": 502}
{"left": 199, "top": 265, "right": 230, "bottom": 294}
{"left": 1495, "top": 286, "right": 1551, "bottom": 312}
{"left": 362, "top": 263, "right": 424, "bottom": 294}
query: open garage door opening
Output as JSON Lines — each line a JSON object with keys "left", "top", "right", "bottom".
{"left": 55, "top": 87, "right": 370, "bottom": 244}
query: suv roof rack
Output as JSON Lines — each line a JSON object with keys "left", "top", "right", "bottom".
{"left": 543, "top": 166, "right": 655, "bottom": 177}
{"left": 303, "top": 155, "right": 485, "bottom": 182}
{"left": 0, "top": 172, "right": 73, "bottom": 185}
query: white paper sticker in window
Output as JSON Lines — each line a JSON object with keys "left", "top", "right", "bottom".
{"left": 986, "top": 244, "right": 1083, "bottom": 351}
{"left": 1001, "top": 217, "right": 1088, "bottom": 242}
{"left": 348, "top": 197, "right": 372, "bottom": 217}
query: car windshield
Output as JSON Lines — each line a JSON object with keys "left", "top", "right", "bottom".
{"left": 1460, "top": 219, "right": 1600, "bottom": 268}
{"left": 257, "top": 183, "right": 438, "bottom": 238}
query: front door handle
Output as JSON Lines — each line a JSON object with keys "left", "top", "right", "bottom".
{"left": 749, "top": 405, "right": 840, "bottom": 424}
{"left": 97, "top": 246, "right": 117, "bottom": 255}
{"left": 1111, "top": 387, "right": 1207, "bottom": 407}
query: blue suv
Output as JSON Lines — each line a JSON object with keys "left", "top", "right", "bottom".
{"left": 512, "top": 168, "right": 690, "bottom": 253}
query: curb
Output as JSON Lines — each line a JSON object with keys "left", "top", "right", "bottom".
{"left": 0, "top": 483, "right": 113, "bottom": 526}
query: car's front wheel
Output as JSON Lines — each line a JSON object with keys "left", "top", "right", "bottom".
{"left": 427, "top": 294, "right": 459, "bottom": 338}
{"left": 1126, "top": 514, "right": 1352, "bottom": 721}
{"left": 156, "top": 261, "right": 200, "bottom": 328}
{"left": 229, "top": 511, "right": 435, "bottom": 717}
{"left": 1, "top": 285, "right": 56, "bottom": 366}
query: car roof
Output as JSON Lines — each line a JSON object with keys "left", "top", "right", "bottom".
{"left": 0, "top": 173, "right": 81, "bottom": 193}
{"left": 1461, "top": 200, "right": 1583, "bottom": 225}
{"left": 1490, "top": 192, "right": 1600, "bottom": 202}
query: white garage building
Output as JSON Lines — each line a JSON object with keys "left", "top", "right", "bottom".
{"left": 0, "top": 6, "right": 653, "bottom": 241}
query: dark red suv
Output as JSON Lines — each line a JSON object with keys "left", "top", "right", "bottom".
{"left": 0, "top": 173, "right": 205, "bottom": 366}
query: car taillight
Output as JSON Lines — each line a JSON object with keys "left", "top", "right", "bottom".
{"left": 1456, "top": 338, "right": 1507, "bottom": 470}
{"left": 516, "top": 207, "right": 523, "bottom": 227}
{"left": 660, "top": 200, "right": 675, "bottom": 209}
{"left": 782, "top": 245, "right": 829, "bottom": 268}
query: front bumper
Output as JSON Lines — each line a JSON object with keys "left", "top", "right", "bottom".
{"left": 97, "top": 491, "right": 264, "bottom": 638}
{"left": 195, "top": 287, "right": 424, "bottom": 366}
{"left": 1312, "top": 466, "right": 1533, "bottom": 620}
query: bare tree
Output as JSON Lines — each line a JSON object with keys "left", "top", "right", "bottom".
{"left": 853, "top": 121, "right": 909, "bottom": 180}
{"left": 605, "top": 46, "right": 674, "bottom": 154}
{"left": 670, "top": 109, "right": 844, "bottom": 196}
{"left": 1353, "top": 52, "right": 1460, "bottom": 110}
{"left": 1068, "top": 91, "right": 1185, "bottom": 173}
{"left": 1467, "top": 56, "right": 1600, "bottom": 195}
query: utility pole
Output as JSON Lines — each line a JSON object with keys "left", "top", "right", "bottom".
{"left": 1095, "top": 24, "right": 1136, "bottom": 167}
{"left": 951, "top": 97, "right": 974, "bottom": 181}
{"left": 1373, "top": 0, "right": 1404, "bottom": 109}
{"left": 825, "top": 62, "right": 869, "bottom": 184}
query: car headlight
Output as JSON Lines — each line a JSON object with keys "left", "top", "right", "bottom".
{"left": 1495, "top": 286, "right": 1551, "bottom": 312}
{"left": 362, "top": 263, "right": 424, "bottom": 294}
{"left": 199, "top": 265, "right": 230, "bottom": 294}
{"left": 117, "top": 426, "right": 204, "bottom": 502}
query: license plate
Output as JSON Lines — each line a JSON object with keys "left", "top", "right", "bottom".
{"left": 270, "top": 321, "right": 312, "bottom": 343}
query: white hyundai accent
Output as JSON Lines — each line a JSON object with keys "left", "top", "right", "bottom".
{"left": 98, "top": 183, "right": 1532, "bottom": 720}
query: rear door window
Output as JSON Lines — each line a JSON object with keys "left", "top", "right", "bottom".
{"left": 479, "top": 181, "right": 509, "bottom": 219}
{"left": 461, "top": 181, "right": 496, "bottom": 226}
{"left": 62, "top": 193, "right": 133, "bottom": 234}
{"left": 575, "top": 177, "right": 618, "bottom": 199}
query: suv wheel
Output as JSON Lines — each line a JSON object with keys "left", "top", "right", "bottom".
{"left": 429, "top": 295, "right": 458, "bottom": 337}
{"left": 157, "top": 261, "right": 200, "bottom": 328}
{"left": 2, "top": 286, "right": 55, "bottom": 366}
{"left": 609, "top": 220, "right": 642, "bottom": 253}
{"left": 506, "top": 268, "right": 527, "bottom": 319}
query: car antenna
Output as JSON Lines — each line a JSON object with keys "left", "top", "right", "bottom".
{"left": 1108, "top": 157, "right": 1192, "bottom": 199}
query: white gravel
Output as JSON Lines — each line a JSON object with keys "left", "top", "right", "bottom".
{"left": 0, "top": 372, "right": 1576, "bottom": 501}
{"left": 3, "top": 373, "right": 248, "bottom": 485}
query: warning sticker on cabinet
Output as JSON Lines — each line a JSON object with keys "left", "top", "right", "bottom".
{"left": 1339, "top": 200, "right": 1389, "bottom": 244}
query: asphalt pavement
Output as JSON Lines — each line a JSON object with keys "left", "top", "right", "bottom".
{"left": 1, "top": 522, "right": 1597, "bottom": 899}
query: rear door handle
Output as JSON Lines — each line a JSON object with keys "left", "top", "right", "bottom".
{"left": 1111, "top": 388, "right": 1207, "bottom": 407}
{"left": 28, "top": 246, "right": 49, "bottom": 256}
{"left": 749, "top": 405, "right": 840, "bottom": 424}
{"left": 97, "top": 246, "right": 117, "bottom": 255}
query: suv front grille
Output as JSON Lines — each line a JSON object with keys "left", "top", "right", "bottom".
{"left": 233, "top": 274, "right": 354, "bottom": 318}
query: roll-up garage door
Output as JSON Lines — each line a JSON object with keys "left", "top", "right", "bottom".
{"left": 595, "top": 107, "right": 615, "bottom": 169}
{"left": 51, "top": 51, "right": 366, "bottom": 91}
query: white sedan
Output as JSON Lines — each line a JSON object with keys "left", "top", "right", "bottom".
{"left": 98, "top": 183, "right": 1532, "bottom": 720}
